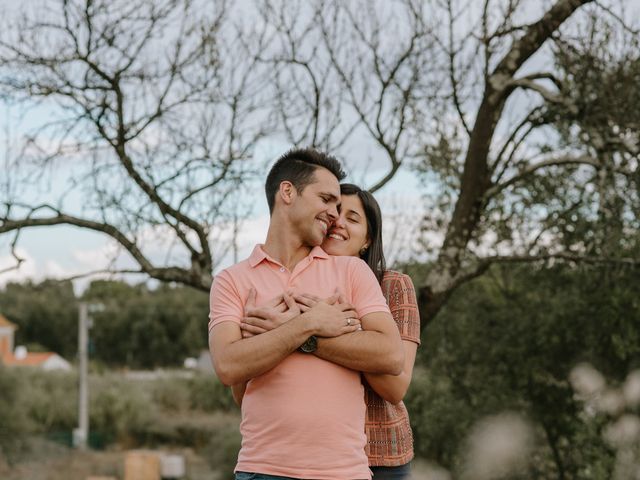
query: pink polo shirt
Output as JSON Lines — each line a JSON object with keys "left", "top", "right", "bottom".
{"left": 209, "top": 245, "right": 391, "bottom": 480}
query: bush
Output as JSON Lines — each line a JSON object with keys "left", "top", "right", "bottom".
{"left": 90, "top": 374, "right": 155, "bottom": 447}
{"left": 21, "top": 370, "right": 77, "bottom": 433}
{"left": 0, "top": 368, "right": 240, "bottom": 455}
{"left": 0, "top": 367, "right": 31, "bottom": 461}
{"left": 200, "top": 419, "right": 242, "bottom": 480}
{"left": 187, "top": 373, "right": 236, "bottom": 412}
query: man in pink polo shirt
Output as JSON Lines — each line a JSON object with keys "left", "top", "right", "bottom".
{"left": 209, "top": 148, "right": 404, "bottom": 480}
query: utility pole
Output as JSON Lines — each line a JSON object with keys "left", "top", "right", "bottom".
{"left": 74, "top": 302, "right": 90, "bottom": 450}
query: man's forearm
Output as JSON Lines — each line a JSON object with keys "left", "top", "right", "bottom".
{"left": 211, "top": 316, "right": 314, "bottom": 386}
{"left": 315, "top": 330, "right": 403, "bottom": 375}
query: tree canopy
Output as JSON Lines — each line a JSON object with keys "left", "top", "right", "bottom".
{"left": 0, "top": 0, "right": 638, "bottom": 329}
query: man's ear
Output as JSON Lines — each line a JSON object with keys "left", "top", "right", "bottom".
{"left": 278, "top": 181, "right": 296, "bottom": 206}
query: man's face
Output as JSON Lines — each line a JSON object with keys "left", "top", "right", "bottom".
{"left": 289, "top": 167, "right": 341, "bottom": 247}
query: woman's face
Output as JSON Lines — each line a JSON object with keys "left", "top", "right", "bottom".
{"left": 322, "top": 194, "right": 370, "bottom": 257}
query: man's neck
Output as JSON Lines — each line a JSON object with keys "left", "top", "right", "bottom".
{"left": 263, "top": 223, "right": 313, "bottom": 272}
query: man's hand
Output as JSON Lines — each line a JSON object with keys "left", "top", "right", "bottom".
{"left": 294, "top": 290, "right": 354, "bottom": 313}
{"left": 241, "top": 288, "right": 300, "bottom": 338}
{"left": 240, "top": 288, "right": 361, "bottom": 338}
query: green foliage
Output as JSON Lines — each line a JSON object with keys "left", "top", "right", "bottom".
{"left": 0, "top": 279, "right": 210, "bottom": 369}
{"left": 409, "top": 262, "right": 637, "bottom": 478}
{"left": 0, "top": 367, "right": 31, "bottom": 460}
{"left": 21, "top": 370, "right": 77, "bottom": 433}
{"left": 0, "top": 281, "right": 77, "bottom": 358}
{"left": 186, "top": 374, "right": 237, "bottom": 412}
{"left": 90, "top": 374, "right": 155, "bottom": 446}
{"left": 150, "top": 375, "right": 236, "bottom": 413}
{"left": 201, "top": 421, "right": 242, "bottom": 480}
{"left": 0, "top": 368, "right": 236, "bottom": 454}
{"left": 84, "top": 280, "right": 209, "bottom": 368}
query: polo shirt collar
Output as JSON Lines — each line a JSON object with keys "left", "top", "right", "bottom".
{"left": 248, "top": 244, "right": 329, "bottom": 268}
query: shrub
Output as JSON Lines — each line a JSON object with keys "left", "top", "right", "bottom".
{"left": 0, "top": 367, "right": 31, "bottom": 461}
{"left": 90, "top": 374, "right": 155, "bottom": 447}
{"left": 200, "top": 418, "right": 242, "bottom": 480}
{"left": 187, "top": 373, "right": 236, "bottom": 412}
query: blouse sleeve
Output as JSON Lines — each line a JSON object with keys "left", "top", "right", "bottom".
{"left": 382, "top": 272, "right": 421, "bottom": 345}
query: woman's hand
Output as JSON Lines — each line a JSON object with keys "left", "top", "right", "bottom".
{"left": 294, "top": 291, "right": 361, "bottom": 337}
{"left": 240, "top": 288, "right": 301, "bottom": 338}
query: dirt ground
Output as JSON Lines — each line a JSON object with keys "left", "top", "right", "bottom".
{"left": 0, "top": 438, "right": 447, "bottom": 480}
{"left": 0, "top": 439, "right": 220, "bottom": 480}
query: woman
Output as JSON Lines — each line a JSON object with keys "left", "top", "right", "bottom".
{"left": 321, "top": 183, "right": 420, "bottom": 479}
{"left": 237, "top": 184, "right": 421, "bottom": 479}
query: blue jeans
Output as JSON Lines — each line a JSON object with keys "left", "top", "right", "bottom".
{"left": 370, "top": 463, "right": 411, "bottom": 479}
{"left": 235, "top": 473, "right": 299, "bottom": 480}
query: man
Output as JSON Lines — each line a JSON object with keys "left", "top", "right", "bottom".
{"left": 209, "top": 148, "right": 404, "bottom": 480}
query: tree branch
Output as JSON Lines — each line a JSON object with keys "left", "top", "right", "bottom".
{"left": 486, "top": 154, "right": 602, "bottom": 199}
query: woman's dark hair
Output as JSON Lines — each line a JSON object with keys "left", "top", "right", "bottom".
{"left": 340, "top": 183, "right": 386, "bottom": 284}
{"left": 265, "top": 148, "right": 346, "bottom": 214}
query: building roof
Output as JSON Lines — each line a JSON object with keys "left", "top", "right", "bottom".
{"left": 0, "top": 314, "right": 17, "bottom": 329}
{"left": 3, "top": 351, "right": 56, "bottom": 366}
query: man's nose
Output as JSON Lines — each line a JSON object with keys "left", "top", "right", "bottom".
{"left": 328, "top": 204, "right": 339, "bottom": 221}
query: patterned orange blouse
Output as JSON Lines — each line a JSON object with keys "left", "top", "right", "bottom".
{"left": 364, "top": 270, "right": 421, "bottom": 467}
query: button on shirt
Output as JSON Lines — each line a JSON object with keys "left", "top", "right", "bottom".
{"left": 209, "top": 245, "right": 391, "bottom": 480}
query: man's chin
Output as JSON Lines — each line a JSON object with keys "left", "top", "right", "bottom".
{"left": 309, "top": 232, "right": 325, "bottom": 247}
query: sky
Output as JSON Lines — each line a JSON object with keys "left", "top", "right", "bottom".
{"left": 0, "top": 109, "right": 428, "bottom": 292}
{"left": 1, "top": 0, "right": 636, "bottom": 292}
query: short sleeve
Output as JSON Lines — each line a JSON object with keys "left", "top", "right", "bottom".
{"left": 348, "top": 258, "right": 391, "bottom": 318}
{"left": 382, "top": 272, "right": 421, "bottom": 345}
{"left": 208, "top": 270, "right": 243, "bottom": 333}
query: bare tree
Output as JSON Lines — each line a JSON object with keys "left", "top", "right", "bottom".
{"left": 264, "top": 0, "right": 640, "bottom": 326}
{"left": 1, "top": 0, "right": 638, "bottom": 328}
{"left": 0, "top": 0, "right": 274, "bottom": 289}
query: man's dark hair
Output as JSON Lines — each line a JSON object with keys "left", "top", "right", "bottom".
{"left": 265, "top": 147, "right": 346, "bottom": 214}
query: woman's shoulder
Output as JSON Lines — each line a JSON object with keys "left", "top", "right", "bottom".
{"left": 382, "top": 269, "right": 413, "bottom": 282}
{"left": 382, "top": 270, "right": 417, "bottom": 292}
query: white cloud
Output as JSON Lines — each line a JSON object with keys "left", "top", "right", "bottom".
{"left": 0, "top": 248, "right": 38, "bottom": 285}
{"left": 0, "top": 247, "right": 80, "bottom": 286}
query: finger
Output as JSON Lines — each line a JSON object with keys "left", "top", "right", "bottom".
{"left": 300, "top": 293, "right": 321, "bottom": 302}
{"left": 265, "top": 293, "right": 285, "bottom": 309}
{"left": 245, "top": 306, "right": 270, "bottom": 319}
{"left": 298, "top": 304, "right": 310, "bottom": 313}
{"left": 349, "top": 317, "right": 361, "bottom": 327}
{"left": 342, "top": 316, "right": 361, "bottom": 328}
{"left": 293, "top": 294, "right": 316, "bottom": 308}
{"left": 250, "top": 307, "right": 276, "bottom": 320}
{"left": 240, "top": 322, "right": 267, "bottom": 335}
{"left": 283, "top": 292, "right": 299, "bottom": 313}
{"left": 341, "top": 308, "right": 358, "bottom": 319}
{"left": 242, "top": 316, "right": 271, "bottom": 329}
{"left": 241, "top": 329, "right": 254, "bottom": 339}
{"left": 337, "top": 325, "right": 360, "bottom": 335}
{"left": 325, "top": 293, "right": 340, "bottom": 305}
{"left": 245, "top": 288, "right": 256, "bottom": 309}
